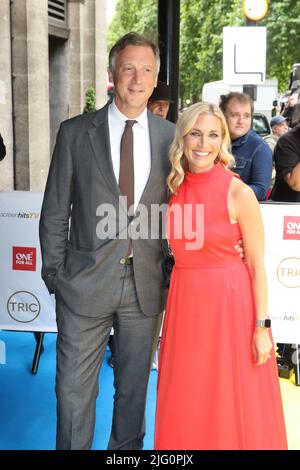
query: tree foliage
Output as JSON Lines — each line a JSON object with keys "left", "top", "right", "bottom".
{"left": 261, "top": 0, "right": 300, "bottom": 91}
{"left": 107, "top": 0, "right": 300, "bottom": 104}
{"left": 107, "top": 0, "right": 157, "bottom": 50}
{"left": 180, "top": 0, "right": 243, "bottom": 104}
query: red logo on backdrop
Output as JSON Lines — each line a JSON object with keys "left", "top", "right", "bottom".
{"left": 13, "top": 247, "right": 37, "bottom": 271}
{"left": 283, "top": 216, "right": 300, "bottom": 240}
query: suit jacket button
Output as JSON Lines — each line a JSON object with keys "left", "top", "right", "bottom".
{"left": 120, "top": 258, "right": 126, "bottom": 265}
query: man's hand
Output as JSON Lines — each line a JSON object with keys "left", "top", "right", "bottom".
{"left": 283, "top": 160, "right": 300, "bottom": 191}
{"left": 234, "top": 239, "right": 245, "bottom": 261}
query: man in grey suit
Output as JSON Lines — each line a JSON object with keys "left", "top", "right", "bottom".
{"left": 39, "top": 32, "right": 175, "bottom": 450}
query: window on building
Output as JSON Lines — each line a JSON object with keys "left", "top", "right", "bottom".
{"left": 48, "top": 0, "right": 69, "bottom": 39}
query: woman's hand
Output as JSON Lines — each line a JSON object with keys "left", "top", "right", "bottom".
{"left": 252, "top": 327, "right": 273, "bottom": 366}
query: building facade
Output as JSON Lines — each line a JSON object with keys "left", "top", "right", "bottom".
{"left": 0, "top": 0, "right": 107, "bottom": 191}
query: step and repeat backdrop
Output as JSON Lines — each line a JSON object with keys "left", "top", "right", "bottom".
{"left": 0, "top": 192, "right": 56, "bottom": 332}
{"left": 0, "top": 192, "right": 299, "bottom": 343}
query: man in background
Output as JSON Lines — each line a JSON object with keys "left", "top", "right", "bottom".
{"left": 271, "top": 99, "right": 280, "bottom": 117}
{"left": 147, "top": 80, "right": 172, "bottom": 120}
{"left": 220, "top": 92, "right": 273, "bottom": 201}
{"left": 264, "top": 115, "right": 289, "bottom": 153}
{"left": 271, "top": 122, "right": 300, "bottom": 201}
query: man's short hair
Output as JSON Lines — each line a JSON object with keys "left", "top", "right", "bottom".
{"left": 108, "top": 32, "right": 160, "bottom": 74}
{"left": 219, "top": 92, "right": 254, "bottom": 116}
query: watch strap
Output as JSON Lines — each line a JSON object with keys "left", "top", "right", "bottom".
{"left": 256, "top": 318, "right": 271, "bottom": 328}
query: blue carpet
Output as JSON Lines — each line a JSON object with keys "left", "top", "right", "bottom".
{"left": 0, "top": 330, "right": 157, "bottom": 450}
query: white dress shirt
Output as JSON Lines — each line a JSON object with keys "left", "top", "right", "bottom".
{"left": 108, "top": 100, "right": 151, "bottom": 212}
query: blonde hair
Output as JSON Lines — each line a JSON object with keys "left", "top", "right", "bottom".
{"left": 167, "top": 102, "right": 235, "bottom": 194}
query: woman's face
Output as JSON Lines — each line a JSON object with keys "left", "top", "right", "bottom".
{"left": 183, "top": 114, "right": 222, "bottom": 173}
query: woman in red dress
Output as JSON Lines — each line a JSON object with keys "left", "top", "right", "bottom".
{"left": 154, "top": 102, "right": 287, "bottom": 450}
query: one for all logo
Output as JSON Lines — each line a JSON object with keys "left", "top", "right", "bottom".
{"left": 279, "top": 216, "right": 300, "bottom": 287}
{"left": 12, "top": 246, "right": 36, "bottom": 271}
{"left": 283, "top": 216, "right": 300, "bottom": 240}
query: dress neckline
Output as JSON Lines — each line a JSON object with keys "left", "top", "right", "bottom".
{"left": 185, "top": 162, "right": 225, "bottom": 183}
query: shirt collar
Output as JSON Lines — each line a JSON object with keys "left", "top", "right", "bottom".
{"left": 231, "top": 129, "right": 252, "bottom": 147}
{"left": 109, "top": 99, "right": 148, "bottom": 129}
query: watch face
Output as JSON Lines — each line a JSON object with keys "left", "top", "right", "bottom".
{"left": 264, "top": 318, "right": 271, "bottom": 328}
{"left": 243, "top": 0, "right": 268, "bottom": 21}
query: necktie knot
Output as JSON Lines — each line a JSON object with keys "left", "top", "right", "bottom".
{"left": 125, "top": 119, "right": 137, "bottom": 129}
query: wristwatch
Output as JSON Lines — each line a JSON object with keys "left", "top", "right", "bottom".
{"left": 255, "top": 318, "right": 271, "bottom": 328}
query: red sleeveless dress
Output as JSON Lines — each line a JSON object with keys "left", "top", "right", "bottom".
{"left": 154, "top": 163, "right": 287, "bottom": 450}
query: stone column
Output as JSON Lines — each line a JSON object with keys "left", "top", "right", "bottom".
{"left": 11, "top": 0, "right": 50, "bottom": 191}
{"left": 0, "top": 0, "right": 14, "bottom": 190}
{"left": 95, "top": 0, "right": 107, "bottom": 108}
{"left": 27, "top": 0, "right": 50, "bottom": 191}
{"left": 49, "top": 37, "right": 69, "bottom": 155}
{"left": 68, "top": 0, "right": 84, "bottom": 117}
{"left": 83, "top": 0, "right": 107, "bottom": 109}
{"left": 68, "top": 0, "right": 107, "bottom": 116}
{"left": 83, "top": 0, "right": 95, "bottom": 94}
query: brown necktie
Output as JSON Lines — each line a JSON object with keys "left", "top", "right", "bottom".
{"left": 119, "top": 120, "right": 136, "bottom": 217}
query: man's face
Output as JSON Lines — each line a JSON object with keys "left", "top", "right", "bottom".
{"left": 224, "top": 99, "right": 252, "bottom": 140}
{"left": 272, "top": 121, "right": 289, "bottom": 138}
{"left": 147, "top": 100, "right": 170, "bottom": 119}
{"left": 109, "top": 45, "right": 158, "bottom": 118}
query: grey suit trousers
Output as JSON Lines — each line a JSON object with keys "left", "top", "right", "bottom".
{"left": 55, "top": 264, "right": 162, "bottom": 450}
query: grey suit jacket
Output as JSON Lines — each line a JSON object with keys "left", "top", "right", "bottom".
{"left": 39, "top": 103, "right": 175, "bottom": 317}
